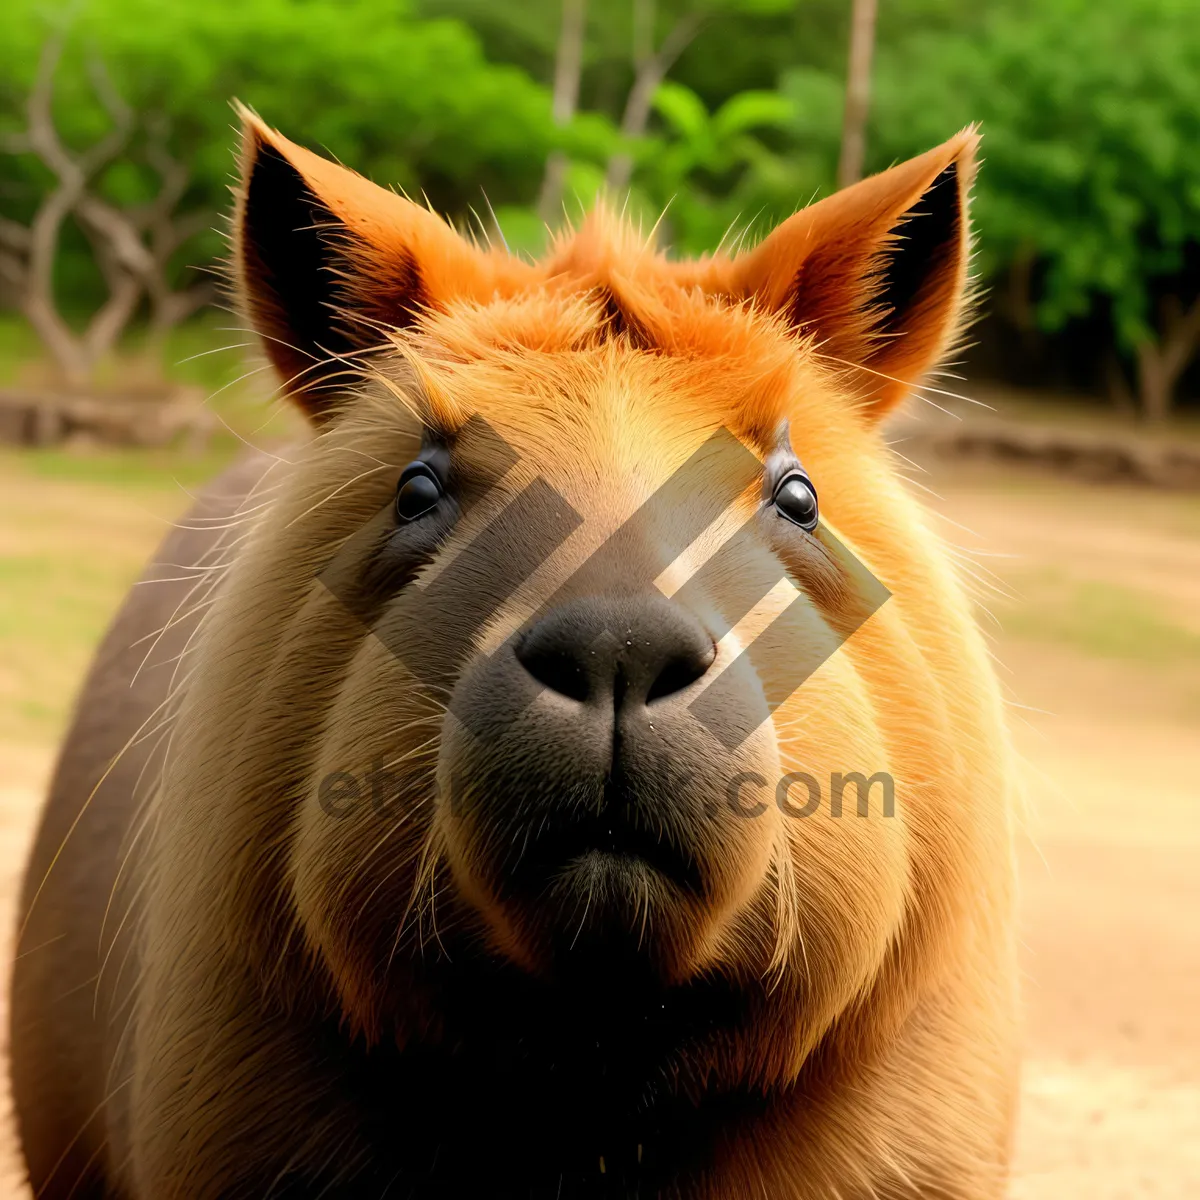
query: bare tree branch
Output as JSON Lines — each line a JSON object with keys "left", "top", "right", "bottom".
{"left": 837, "top": 0, "right": 879, "bottom": 188}
{"left": 605, "top": 1, "right": 705, "bottom": 193}
{"left": 3, "top": 35, "right": 212, "bottom": 384}
{"left": 81, "top": 224, "right": 145, "bottom": 364}
{"left": 81, "top": 50, "right": 134, "bottom": 169}
{"left": 0, "top": 217, "right": 31, "bottom": 254}
{"left": 75, "top": 194, "right": 156, "bottom": 278}
{"left": 4, "top": 32, "right": 138, "bottom": 383}
{"left": 1135, "top": 292, "right": 1200, "bottom": 422}
{"left": 537, "top": 0, "right": 589, "bottom": 225}
{"left": 105, "top": 114, "right": 214, "bottom": 334}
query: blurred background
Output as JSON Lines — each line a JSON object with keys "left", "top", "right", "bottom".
{"left": 0, "top": 1, "right": 1198, "bottom": 1195}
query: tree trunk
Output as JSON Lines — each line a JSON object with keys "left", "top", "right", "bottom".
{"left": 538, "top": 0, "right": 588, "bottom": 225}
{"left": 1135, "top": 343, "right": 1171, "bottom": 423}
{"left": 1134, "top": 294, "right": 1200, "bottom": 423}
{"left": 837, "top": 0, "right": 879, "bottom": 189}
{"left": 22, "top": 175, "right": 94, "bottom": 386}
{"left": 605, "top": 3, "right": 702, "bottom": 194}
{"left": 22, "top": 292, "right": 90, "bottom": 387}
{"left": 5, "top": 33, "right": 140, "bottom": 388}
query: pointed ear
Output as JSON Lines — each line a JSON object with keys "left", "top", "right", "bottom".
{"left": 731, "top": 129, "right": 979, "bottom": 418}
{"left": 232, "top": 109, "right": 525, "bottom": 420}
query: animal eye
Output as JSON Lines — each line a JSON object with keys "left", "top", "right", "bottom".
{"left": 773, "top": 472, "right": 819, "bottom": 531}
{"left": 395, "top": 462, "right": 443, "bottom": 522}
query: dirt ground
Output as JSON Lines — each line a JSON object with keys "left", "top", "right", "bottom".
{"left": 0, "top": 449, "right": 1198, "bottom": 1195}
{"left": 924, "top": 465, "right": 1200, "bottom": 1198}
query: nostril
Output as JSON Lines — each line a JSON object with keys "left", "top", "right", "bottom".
{"left": 645, "top": 643, "right": 716, "bottom": 703}
{"left": 515, "top": 599, "right": 716, "bottom": 708}
{"left": 516, "top": 641, "right": 592, "bottom": 702}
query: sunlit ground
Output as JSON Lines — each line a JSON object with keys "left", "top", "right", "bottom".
{"left": 1, "top": 427, "right": 1198, "bottom": 1195}
{"left": 917, "top": 461, "right": 1200, "bottom": 1198}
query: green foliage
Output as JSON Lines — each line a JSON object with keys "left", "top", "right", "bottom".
{"left": 0, "top": 0, "right": 613, "bottom": 309}
{"left": 1, "top": 0, "right": 599, "bottom": 206}
{"left": 2, "top": 0, "right": 1199, "bottom": 407}
{"left": 421, "top": 0, "right": 801, "bottom": 123}
{"left": 869, "top": 0, "right": 1200, "bottom": 350}
{"left": 629, "top": 81, "right": 799, "bottom": 252}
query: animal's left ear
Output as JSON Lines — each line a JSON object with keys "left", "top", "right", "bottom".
{"left": 232, "top": 107, "right": 530, "bottom": 422}
{"left": 730, "top": 129, "right": 979, "bottom": 418}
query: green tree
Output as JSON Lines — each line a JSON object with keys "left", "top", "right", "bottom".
{"left": 5, "top": 0, "right": 1199, "bottom": 419}
{"left": 0, "top": 0, "right": 613, "bottom": 319}
{"left": 869, "top": 0, "right": 1200, "bottom": 419}
{"left": 421, "top": 0, "right": 797, "bottom": 219}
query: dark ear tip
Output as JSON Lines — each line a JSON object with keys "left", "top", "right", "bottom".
{"left": 243, "top": 140, "right": 345, "bottom": 306}
{"left": 233, "top": 110, "right": 273, "bottom": 230}
{"left": 874, "top": 159, "right": 965, "bottom": 339}
{"left": 234, "top": 107, "right": 292, "bottom": 209}
{"left": 924, "top": 161, "right": 961, "bottom": 210}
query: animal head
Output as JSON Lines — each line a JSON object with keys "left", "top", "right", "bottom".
{"left": 163, "top": 113, "right": 1010, "bottom": 1099}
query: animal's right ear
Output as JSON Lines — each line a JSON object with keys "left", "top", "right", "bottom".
{"left": 722, "top": 129, "right": 979, "bottom": 420}
{"left": 233, "top": 109, "right": 514, "bottom": 421}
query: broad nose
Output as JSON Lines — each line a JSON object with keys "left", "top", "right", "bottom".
{"left": 514, "top": 596, "right": 716, "bottom": 711}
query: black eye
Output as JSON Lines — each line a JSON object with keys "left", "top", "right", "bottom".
{"left": 773, "top": 472, "right": 819, "bottom": 531}
{"left": 395, "top": 462, "right": 443, "bottom": 522}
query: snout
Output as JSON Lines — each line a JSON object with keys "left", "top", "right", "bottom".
{"left": 515, "top": 593, "right": 715, "bottom": 711}
{"left": 509, "top": 596, "right": 715, "bottom": 892}
{"left": 438, "top": 593, "right": 780, "bottom": 978}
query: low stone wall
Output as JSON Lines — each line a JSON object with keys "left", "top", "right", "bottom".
{"left": 889, "top": 411, "right": 1200, "bottom": 489}
{"left": 0, "top": 386, "right": 215, "bottom": 452}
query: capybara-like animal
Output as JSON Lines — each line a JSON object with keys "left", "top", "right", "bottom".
{"left": 10, "top": 114, "right": 1019, "bottom": 1198}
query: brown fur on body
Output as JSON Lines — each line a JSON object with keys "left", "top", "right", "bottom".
{"left": 10, "top": 114, "right": 1020, "bottom": 1199}
{"left": 8, "top": 455, "right": 274, "bottom": 1198}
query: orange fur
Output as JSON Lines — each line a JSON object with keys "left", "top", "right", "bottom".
{"left": 15, "top": 113, "right": 1019, "bottom": 1200}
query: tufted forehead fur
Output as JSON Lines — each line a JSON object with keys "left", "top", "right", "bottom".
{"left": 234, "top": 108, "right": 977, "bottom": 429}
